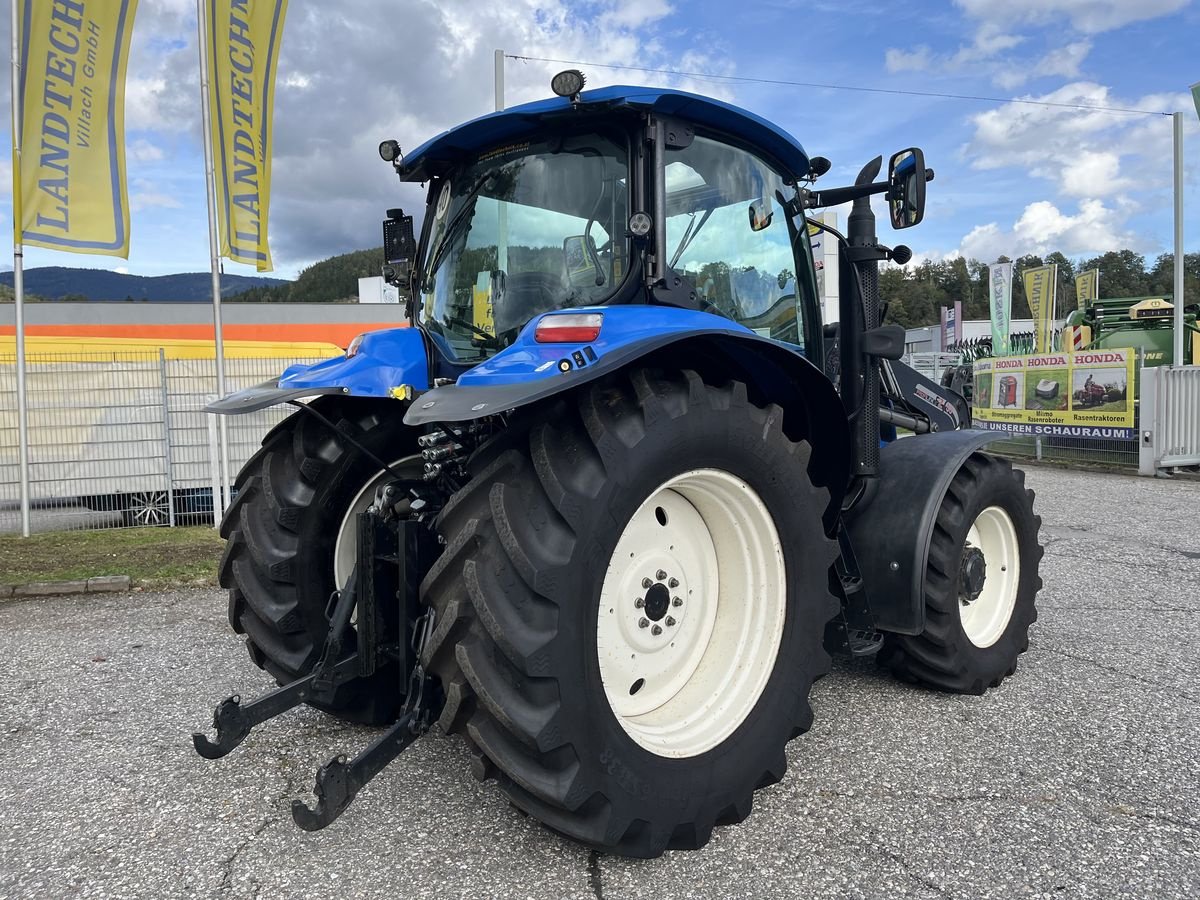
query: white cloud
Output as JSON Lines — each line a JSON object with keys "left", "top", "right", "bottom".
{"left": 885, "top": 29, "right": 1024, "bottom": 78}
{"left": 130, "top": 180, "right": 183, "bottom": 213}
{"left": 962, "top": 82, "right": 1194, "bottom": 201}
{"left": 607, "top": 0, "right": 673, "bottom": 29}
{"left": 885, "top": 46, "right": 933, "bottom": 73}
{"left": 128, "top": 140, "right": 165, "bottom": 163}
{"left": 957, "top": 198, "right": 1138, "bottom": 260}
{"left": 955, "top": 0, "right": 1190, "bottom": 34}
{"left": 993, "top": 40, "right": 1092, "bottom": 89}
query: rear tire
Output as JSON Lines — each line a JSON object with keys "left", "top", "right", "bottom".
{"left": 420, "top": 368, "right": 839, "bottom": 856}
{"left": 218, "top": 398, "right": 418, "bottom": 725}
{"left": 880, "top": 453, "right": 1042, "bottom": 694}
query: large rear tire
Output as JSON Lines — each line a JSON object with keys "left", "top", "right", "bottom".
{"left": 880, "top": 453, "right": 1042, "bottom": 694}
{"left": 218, "top": 398, "right": 419, "bottom": 725}
{"left": 420, "top": 368, "right": 839, "bottom": 856}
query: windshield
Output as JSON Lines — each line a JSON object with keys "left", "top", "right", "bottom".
{"left": 420, "top": 134, "right": 630, "bottom": 360}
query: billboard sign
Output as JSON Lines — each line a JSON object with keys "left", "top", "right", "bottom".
{"left": 972, "top": 349, "right": 1135, "bottom": 439}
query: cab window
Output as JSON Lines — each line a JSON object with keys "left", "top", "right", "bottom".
{"left": 663, "top": 136, "right": 808, "bottom": 351}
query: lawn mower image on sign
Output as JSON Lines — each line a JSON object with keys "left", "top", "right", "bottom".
{"left": 195, "top": 73, "right": 1043, "bottom": 857}
{"left": 1035, "top": 379, "right": 1060, "bottom": 401}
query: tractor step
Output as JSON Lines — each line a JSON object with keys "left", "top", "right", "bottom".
{"left": 847, "top": 629, "right": 885, "bottom": 657}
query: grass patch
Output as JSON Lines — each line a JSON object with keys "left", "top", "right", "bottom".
{"left": 0, "top": 527, "right": 224, "bottom": 588}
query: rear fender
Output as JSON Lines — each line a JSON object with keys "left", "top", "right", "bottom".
{"left": 403, "top": 306, "right": 851, "bottom": 514}
{"left": 843, "top": 430, "right": 998, "bottom": 634}
{"left": 207, "top": 327, "right": 429, "bottom": 414}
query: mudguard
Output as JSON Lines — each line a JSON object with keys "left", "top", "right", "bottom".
{"left": 405, "top": 306, "right": 821, "bottom": 422}
{"left": 843, "top": 429, "right": 999, "bottom": 634}
{"left": 206, "top": 327, "right": 429, "bottom": 414}
{"left": 403, "top": 306, "right": 851, "bottom": 505}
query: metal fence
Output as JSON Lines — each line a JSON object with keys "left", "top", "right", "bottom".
{"left": 980, "top": 429, "right": 1141, "bottom": 469}
{"left": 1139, "top": 365, "right": 1200, "bottom": 474}
{"left": 0, "top": 353, "right": 322, "bottom": 534}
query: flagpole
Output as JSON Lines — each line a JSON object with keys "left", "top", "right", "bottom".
{"left": 10, "top": 0, "right": 31, "bottom": 537}
{"left": 1172, "top": 111, "right": 1184, "bottom": 367}
{"left": 196, "top": 0, "right": 231, "bottom": 523}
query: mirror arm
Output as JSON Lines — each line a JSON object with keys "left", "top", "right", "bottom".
{"left": 801, "top": 180, "right": 890, "bottom": 209}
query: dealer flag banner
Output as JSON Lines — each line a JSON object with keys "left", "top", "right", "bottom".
{"left": 204, "top": 0, "right": 289, "bottom": 272}
{"left": 988, "top": 261, "right": 1013, "bottom": 356}
{"left": 1075, "top": 268, "right": 1099, "bottom": 310}
{"left": 1023, "top": 264, "right": 1057, "bottom": 354}
{"left": 1192, "top": 81, "right": 1200, "bottom": 123}
{"left": 16, "top": 0, "right": 139, "bottom": 257}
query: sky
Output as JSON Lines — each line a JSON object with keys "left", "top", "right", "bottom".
{"left": 2, "top": 0, "right": 1198, "bottom": 281}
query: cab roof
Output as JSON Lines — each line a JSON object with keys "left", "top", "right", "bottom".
{"left": 397, "top": 85, "right": 810, "bottom": 182}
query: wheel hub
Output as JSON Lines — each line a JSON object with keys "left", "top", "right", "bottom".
{"left": 958, "top": 506, "right": 1021, "bottom": 648}
{"left": 643, "top": 581, "right": 671, "bottom": 622}
{"left": 958, "top": 546, "right": 987, "bottom": 605}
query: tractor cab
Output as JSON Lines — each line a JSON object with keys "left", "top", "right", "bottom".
{"left": 379, "top": 79, "right": 826, "bottom": 372}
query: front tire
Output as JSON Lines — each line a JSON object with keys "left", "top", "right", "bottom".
{"left": 880, "top": 453, "right": 1042, "bottom": 694}
{"left": 420, "top": 368, "right": 839, "bottom": 856}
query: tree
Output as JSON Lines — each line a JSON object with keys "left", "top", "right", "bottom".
{"left": 1147, "top": 252, "right": 1200, "bottom": 303}
{"left": 1077, "top": 249, "right": 1148, "bottom": 298}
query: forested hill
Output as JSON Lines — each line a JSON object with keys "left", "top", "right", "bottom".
{"left": 0, "top": 266, "right": 286, "bottom": 301}
{"left": 228, "top": 248, "right": 384, "bottom": 302}
{"left": 881, "top": 249, "right": 1199, "bottom": 329}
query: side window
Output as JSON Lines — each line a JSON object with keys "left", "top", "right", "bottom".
{"left": 664, "top": 136, "right": 805, "bottom": 350}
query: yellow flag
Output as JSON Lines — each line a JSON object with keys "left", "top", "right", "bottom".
{"left": 17, "top": 0, "right": 138, "bottom": 257}
{"left": 1075, "top": 268, "right": 1099, "bottom": 309}
{"left": 1023, "top": 264, "right": 1058, "bottom": 355}
{"left": 205, "top": 0, "right": 289, "bottom": 272}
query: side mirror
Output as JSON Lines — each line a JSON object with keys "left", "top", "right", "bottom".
{"left": 383, "top": 209, "right": 416, "bottom": 287}
{"left": 888, "top": 148, "right": 926, "bottom": 229}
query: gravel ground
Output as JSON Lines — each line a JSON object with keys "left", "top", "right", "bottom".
{"left": 1, "top": 465, "right": 1197, "bottom": 899}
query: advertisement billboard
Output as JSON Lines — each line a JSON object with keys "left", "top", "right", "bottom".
{"left": 972, "top": 349, "right": 1135, "bottom": 439}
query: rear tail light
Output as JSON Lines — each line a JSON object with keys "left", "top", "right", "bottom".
{"left": 534, "top": 313, "right": 603, "bottom": 343}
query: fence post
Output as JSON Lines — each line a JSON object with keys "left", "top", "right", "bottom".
{"left": 1138, "top": 366, "right": 1159, "bottom": 476}
{"left": 207, "top": 404, "right": 222, "bottom": 530}
{"left": 158, "top": 349, "right": 177, "bottom": 528}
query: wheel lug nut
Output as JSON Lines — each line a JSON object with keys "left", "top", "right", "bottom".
{"left": 634, "top": 598, "right": 645, "bottom": 608}
{"left": 665, "top": 616, "right": 676, "bottom": 627}
{"left": 638, "top": 617, "right": 649, "bottom": 629}
{"left": 656, "top": 570, "right": 667, "bottom": 581}
{"left": 651, "top": 624, "right": 662, "bottom": 636}
{"left": 641, "top": 577, "right": 653, "bottom": 589}
{"left": 671, "top": 597, "right": 682, "bottom": 607}
{"left": 668, "top": 577, "right": 679, "bottom": 588}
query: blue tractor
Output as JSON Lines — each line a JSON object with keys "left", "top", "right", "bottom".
{"left": 196, "top": 73, "right": 1042, "bottom": 857}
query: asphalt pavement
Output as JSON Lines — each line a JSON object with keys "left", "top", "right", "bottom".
{"left": 1, "top": 465, "right": 1197, "bottom": 899}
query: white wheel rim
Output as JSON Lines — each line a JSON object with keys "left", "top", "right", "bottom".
{"left": 959, "top": 505, "right": 1020, "bottom": 648}
{"left": 597, "top": 468, "right": 786, "bottom": 758}
{"left": 333, "top": 455, "right": 423, "bottom": 590}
